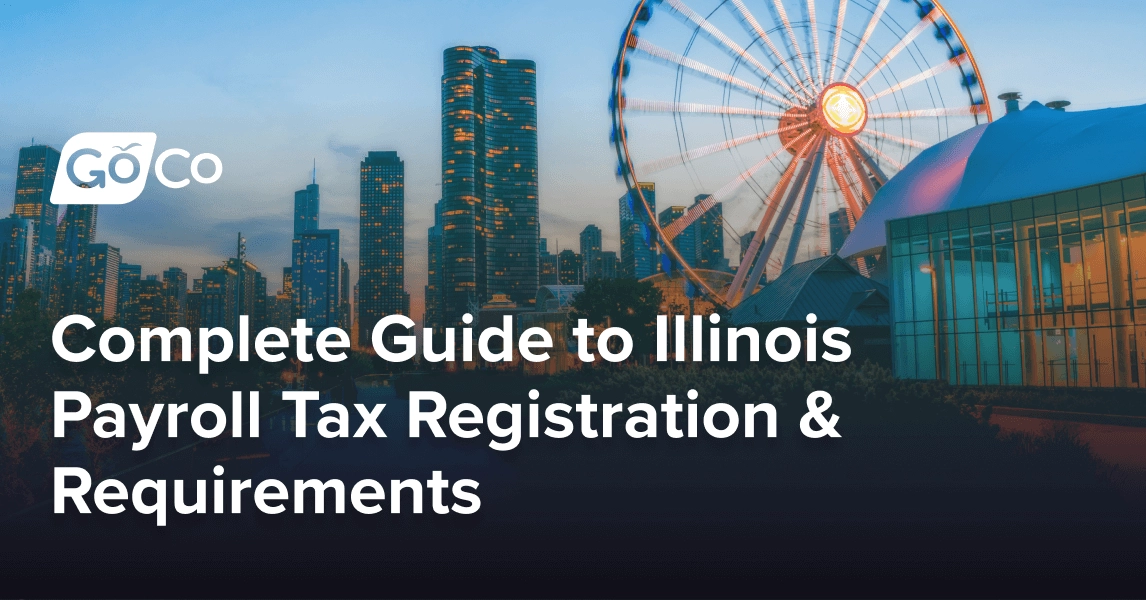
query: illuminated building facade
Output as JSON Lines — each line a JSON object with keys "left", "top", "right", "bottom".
{"left": 292, "top": 229, "right": 341, "bottom": 328}
{"left": 619, "top": 182, "right": 657, "bottom": 279}
{"left": 51, "top": 204, "right": 97, "bottom": 316}
{"left": 692, "top": 194, "right": 727, "bottom": 272}
{"left": 13, "top": 145, "right": 60, "bottom": 299}
{"left": 359, "top": 151, "right": 407, "bottom": 344}
{"left": 83, "top": 243, "right": 119, "bottom": 322}
{"left": 441, "top": 45, "right": 539, "bottom": 325}
{"left": 580, "top": 225, "right": 602, "bottom": 280}
{"left": 118, "top": 263, "right": 141, "bottom": 328}
{"left": 558, "top": 249, "right": 581, "bottom": 286}
{"left": 847, "top": 101, "right": 1146, "bottom": 389}
{"left": 425, "top": 201, "right": 443, "bottom": 332}
{"left": 0, "top": 214, "right": 33, "bottom": 317}
{"left": 888, "top": 176, "right": 1146, "bottom": 387}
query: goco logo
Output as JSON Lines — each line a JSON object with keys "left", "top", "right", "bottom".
{"left": 50, "top": 132, "right": 222, "bottom": 205}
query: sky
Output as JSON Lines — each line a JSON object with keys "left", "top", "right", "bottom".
{"left": 1, "top": 0, "right": 1144, "bottom": 323}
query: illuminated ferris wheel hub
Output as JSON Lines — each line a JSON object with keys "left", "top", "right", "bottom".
{"left": 818, "top": 82, "right": 868, "bottom": 138}
{"left": 610, "top": 0, "right": 993, "bottom": 307}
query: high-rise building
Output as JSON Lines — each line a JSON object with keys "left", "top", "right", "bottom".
{"left": 425, "top": 201, "right": 444, "bottom": 332}
{"left": 692, "top": 194, "right": 728, "bottom": 272}
{"left": 162, "top": 267, "right": 188, "bottom": 328}
{"left": 83, "top": 243, "right": 119, "bottom": 322}
{"left": 538, "top": 238, "right": 559, "bottom": 286}
{"left": 441, "top": 45, "right": 539, "bottom": 325}
{"left": 117, "top": 263, "right": 142, "bottom": 328}
{"left": 659, "top": 206, "right": 696, "bottom": 270}
{"left": 599, "top": 251, "right": 618, "bottom": 280}
{"left": 0, "top": 214, "right": 33, "bottom": 317}
{"left": 50, "top": 204, "right": 97, "bottom": 316}
{"left": 340, "top": 258, "right": 352, "bottom": 332}
{"left": 292, "top": 229, "right": 340, "bottom": 328}
{"left": 558, "top": 249, "right": 582, "bottom": 285}
{"left": 294, "top": 173, "right": 319, "bottom": 236}
{"left": 358, "top": 151, "right": 406, "bottom": 344}
{"left": 619, "top": 182, "right": 657, "bottom": 279}
{"left": 580, "top": 225, "right": 602, "bottom": 280}
{"left": 200, "top": 265, "right": 237, "bottom": 334}
{"left": 138, "top": 276, "right": 166, "bottom": 329}
{"left": 13, "top": 145, "right": 61, "bottom": 300}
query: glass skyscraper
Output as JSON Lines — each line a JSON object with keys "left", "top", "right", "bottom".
{"left": 888, "top": 174, "right": 1146, "bottom": 388}
{"left": 441, "top": 46, "right": 539, "bottom": 325}
{"left": 13, "top": 145, "right": 61, "bottom": 300}
{"left": 619, "top": 182, "right": 657, "bottom": 279}
{"left": 358, "top": 151, "right": 407, "bottom": 344}
{"left": 292, "top": 229, "right": 341, "bottom": 328}
{"left": 0, "top": 214, "right": 33, "bottom": 318}
{"left": 294, "top": 180, "right": 320, "bottom": 236}
{"left": 659, "top": 206, "right": 696, "bottom": 270}
{"left": 580, "top": 225, "right": 602, "bottom": 280}
{"left": 118, "top": 263, "right": 142, "bottom": 328}
{"left": 50, "top": 204, "right": 97, "bottom": 316}
{"left": 692, "top": 194, "right": 727, "bottom": 272}
{"left": 83, "top": 243, "right": 119, "bottom": 322}
{"left": 425, "top": 201, "right": 444, "bottom": 331}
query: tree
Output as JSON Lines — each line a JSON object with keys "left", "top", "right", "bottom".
{"left": 569, "top": 277, "right": 664, "bottom": 360}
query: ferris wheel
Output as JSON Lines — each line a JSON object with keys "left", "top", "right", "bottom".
{"left": 611, "top": 0, "right": 992, "bottom": 306}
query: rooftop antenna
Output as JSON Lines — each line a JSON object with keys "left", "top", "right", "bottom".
{"left": 312, "top": 159, "right": 316, "bottom": 185}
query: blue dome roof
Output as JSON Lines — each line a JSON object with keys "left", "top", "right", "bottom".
{"left": 841, "top": 101, "right": 1146, "bottom": 257}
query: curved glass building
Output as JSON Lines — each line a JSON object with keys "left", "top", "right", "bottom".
{"left": 843, "top": 101, "right": 1146, "bottom": 388}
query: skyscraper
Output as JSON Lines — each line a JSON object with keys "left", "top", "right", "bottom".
{"left": 138, "top": 276, "right": 166, "bottom": 329}
{"left": 294, "top": 172, "right": 319, "bottom": 236}
{"left": 441, "top": 45, "right": 539, "bottom": 325}
{"left": 340, "top": 258, "right": 351, "bottom": 332}
{"left": 0, "top": 214, "right": 33, "bottom": 317}
{"left": 83, "top": 243, "right": 119, "bottom": 322}
{"left": 50, "top": 204, "right": 97, "bottom": 316}
{"left": 117, "top": 263, "right": 142, "bottom": 328}
{"left": 580, "top": 225, "right": 602, "bottom": 281}
{"left": 13, "top": 145, "right": 61, "bottom": 299}
{"left": 162, "top": 267, "right": 188, "bottom": 328}
{"left": 358, "top": 151, "right": 406, "bottom": 344}
{"left": 692, "top": 194, "right": 728, "bottom": 272}
{"left": 659, "top": 206, "right": 696, "bottom": 270}
{"left": 292, "top": 229, "right": 340, "bottom": 328}
{"left": 619, "top": 182, "right": 657, "bottom": 279}
{"left": 538, "top": 238, "right": 559, "bottom": 286}
{"left": 558, "top": 249, "right": 582, "bottom": 285}
{"left": 828, "top": 208, "right": 852, "bottom": 255}
{"left": 424, "top": 201, "right": 444, "bottom": 332}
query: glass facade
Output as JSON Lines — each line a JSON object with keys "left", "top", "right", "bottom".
{"left": 619, "top": 182, "right": 657, "bottom": 279}
{"left": 359, "top": 151, "right": 406, "bottom": 344}
{"left": 292, "top": 229, "right": 340, "bottom": 328}
{"left": 13, "top": 145, "right": 61, "bottom": 300}
{"left": 441, "top": 46, "right": 539, "bottom": 326}
{"left": 887, "top": 174, "right": 1146, "bottom": 388}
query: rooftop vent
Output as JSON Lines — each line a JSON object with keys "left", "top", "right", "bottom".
{"left": 998, "top": 92, "right": 1022, "bottom": 114}
{"left": 1046, "top": 100, "right": 1071, "bottom": 111}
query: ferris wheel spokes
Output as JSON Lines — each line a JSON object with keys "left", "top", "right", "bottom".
{"left": 804, "top": 0, "right": 824, "bottom": 89}
{"left": 839, "top": 0, "right": 891, "bottom": 83}
{"left": 636, "top": 121, "right": 805, "bottom": 175}
{"left": 629, "top": 36, "right": 798, "bottom": 108}
{"left": 867, "top": 53, "right": 969, "bottom": 101}
{"left": 769, "top": 0, "right": 816, "bottom": 93}
{"left": 860, "top": 128, "right": 927, "bottom": 150}
{"left": 852, "top": 136, "right": 904, "bottom": 171}
{"left": 855, "top": 14, "right": 937, "bottom": 89}
{"left": 659, "top": 0, "right": 805, "bottom": 101}
{"left": 726, "top": 0, "right": 815, "bottom": 101}
{"left": 662, "top": 128, "right": 813, "bottom": 242}
{"left": 826, "top": 0, "right": 849, "bottom": 84}
{"left": 624, "top": 98, "right": 789, "bottom": 118}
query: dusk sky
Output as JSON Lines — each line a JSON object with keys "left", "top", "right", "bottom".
{"left": 2, "top": 0, "right": 1144, "bottom": 322}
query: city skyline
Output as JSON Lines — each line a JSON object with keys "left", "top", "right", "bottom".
{"left": 3, "top": 1, "right": 1146, "bottom": 325}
